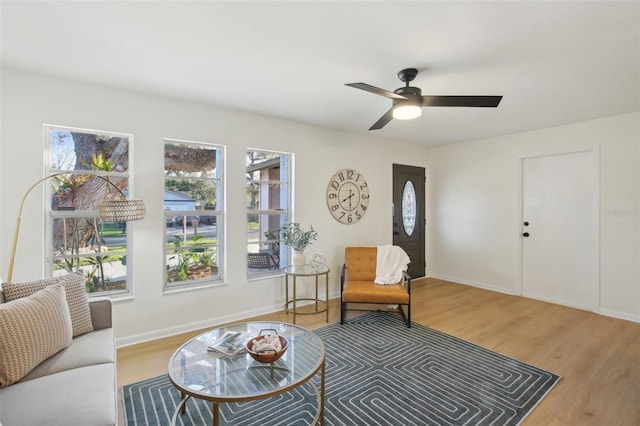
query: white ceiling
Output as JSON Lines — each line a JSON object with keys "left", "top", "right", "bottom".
{"left": 1, "top": 1, "right": 639, "bottom": 146}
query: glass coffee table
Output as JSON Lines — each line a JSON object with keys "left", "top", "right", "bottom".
{"left": 168, "top": 321, "right": 325, "bottom": 426}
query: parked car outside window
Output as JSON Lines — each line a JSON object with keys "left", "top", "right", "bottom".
{"left": 173, "top": 215, "right": 200, "bottom": 226}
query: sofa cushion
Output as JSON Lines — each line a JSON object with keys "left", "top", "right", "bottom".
{"left": 3, "top": 273, "right": 94, "bottom": 337}
{"left": 0, "top": 363, "right": 116, "bottom": 426}
{"left": 0, "top": 284, "right": 73, "bottom": 387}
{"left": 20, "top": 328, "right": 115, "bottom": 382}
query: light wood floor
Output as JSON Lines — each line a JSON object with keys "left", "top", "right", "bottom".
{"left": 117, "top": 278, "right": 640, "bottom": 425}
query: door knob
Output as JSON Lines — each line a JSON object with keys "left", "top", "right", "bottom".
{"left": 522, "top": 232, "right": 530, "bottom": 237}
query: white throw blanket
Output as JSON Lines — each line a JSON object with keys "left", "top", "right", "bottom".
{"left": 374, "top": 245, "right": 410, "bottom": 284}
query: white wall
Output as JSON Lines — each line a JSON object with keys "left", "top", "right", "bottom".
{"left": 3, "top": 68, "right": 637, "bottom": 347}
{"left": 0, "top": 68, "right": 429, "bottom": 345}
{"left": 427, "top": 111, "right": 640, "bottom": 322}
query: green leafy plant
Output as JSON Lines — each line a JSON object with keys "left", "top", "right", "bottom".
{"left": 167, "top": 235, "right": 216, "bottom": 282}
{"left": 264, "top": 228, "right": 281, "bottom": 251}
{"left": 168, "top": 236, "right": 196, "bottom": 282}
{"left": 89, "top": 153, "right": 113, "bottom": 171}
{"left": 281, "top": 222, "right": 318, "bottom": 251}
{"left": 198, "top": 249, "right": 216, "bottom": 267}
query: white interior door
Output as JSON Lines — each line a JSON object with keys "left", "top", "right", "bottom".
{"left": 521, "top": 150, "right": 598, "bottom": 311}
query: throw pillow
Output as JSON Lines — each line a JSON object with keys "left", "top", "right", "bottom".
{"left": 3, "top": 274, "right": 94, "bottom": 337}
{"left": 0, "top": 284, "right": 73, "bottom": 387}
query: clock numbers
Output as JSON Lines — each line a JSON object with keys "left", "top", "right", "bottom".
{"left": 326, "top": 169, "right": 369, "bottom": 225}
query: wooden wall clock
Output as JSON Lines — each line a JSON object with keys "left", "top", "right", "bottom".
{"left": 326, "top": 168, "right": 369, "bottom": 224}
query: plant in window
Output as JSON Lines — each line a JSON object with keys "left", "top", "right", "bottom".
{"left": 167, "top": 235, "right": 215, "bottom": 282}
{"left": 88, "top": 153, "right": 113, "bottom": 171}
{"left": 48, "top": 127, "right": 132, "bottom": 294}
{"left": 164, "top": 140, "right": 220, "bottom": 287}
{"left": 198, "top": 249, "right": 216, "bottom": 268}
{"left": 264, "top": 229, "right": 281, "bottom": 252}
{"left": 167, "top": 236, "right": 193, "bottom": 282}
{"left": 281, "top": 222, "right": 318, "bottom": 251}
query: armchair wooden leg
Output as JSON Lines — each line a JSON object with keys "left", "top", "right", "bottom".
{"left": 340, "top": 300, "right": 346, "bottom": 325}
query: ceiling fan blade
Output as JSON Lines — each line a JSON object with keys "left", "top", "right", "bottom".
{"left": 369, "top": 108, "right": 394, "bottom": 130}
{"left": 422, "top": 95, "right": 503, "bottom": 107}
{"left": 346, "top": 82, "right": 407, "bottom": 100}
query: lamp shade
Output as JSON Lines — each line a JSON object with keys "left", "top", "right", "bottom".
{"left": 393, "top": 102, "right": 422, "bottom": 120}
{"left": 7, "top": 171, "right": 146, "bottom": 282}
{"left": 99, "top": 199, "right": 146, "bottom": 222}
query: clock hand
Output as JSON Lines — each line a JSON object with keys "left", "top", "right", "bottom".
{"left": 340, "top": 192, "right": 355, "bottom": 203}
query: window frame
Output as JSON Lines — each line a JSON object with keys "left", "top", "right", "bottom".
{"left": 45, "top": 124, "right": 135, "bottom": 298}
{"left": 246, "top": 149, "right": 292, "bottom": 278}
{"left": 163, "top": 138, "right": 224, "bottom": 291}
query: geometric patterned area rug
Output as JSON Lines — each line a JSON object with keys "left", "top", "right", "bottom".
{"left": 123, "top": 311, "right": 560, "bottom": 426}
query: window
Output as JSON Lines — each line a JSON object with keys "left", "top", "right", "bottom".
{"left": 47, "top": 126, "right": 134, "bottom": 296}
{"left": 164, "top": 139, "right": 223, "bottom": 289}
{"left": 246, "top": 150, "right": 291, "bottom": 276}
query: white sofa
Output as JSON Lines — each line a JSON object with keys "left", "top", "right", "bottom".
{"left": 0, "top": 280, "right": 117, "bottom": 426}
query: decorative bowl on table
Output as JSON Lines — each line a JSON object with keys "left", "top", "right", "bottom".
{"left": 246, "top": 330, "right": 288, "bottom": 363}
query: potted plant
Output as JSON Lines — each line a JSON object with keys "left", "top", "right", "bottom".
{"left": 281, "top": 222, "right": 318, "bottom": 267}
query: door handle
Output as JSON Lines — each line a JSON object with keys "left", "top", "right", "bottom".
{"left": 522, "top": 232, "right": 530, "bottom": 237}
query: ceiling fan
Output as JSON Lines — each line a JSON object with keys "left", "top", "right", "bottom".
{"left": 346, "top": 68, "right": 503, "bottom": 130}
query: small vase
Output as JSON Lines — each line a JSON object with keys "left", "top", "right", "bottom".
{"left": 293, "top": 250, "right": 306, "bottom": 267}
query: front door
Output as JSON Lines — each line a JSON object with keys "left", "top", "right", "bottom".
{"left": 393, "top": 164, "right": 426, "bottom": 279}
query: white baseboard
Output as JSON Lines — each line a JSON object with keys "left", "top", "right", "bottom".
{"left": 429, "top": 273, "right": 516, "bottom": 296}
{"left": 117, "top": 290, "right": 343, "bottom": 348}
{"left": 599, "top": 308, "right": 640, "bottom": 324}
{"left": 116, "top": 303, "right": 281, "bottom": 348}
{"left": 430, "top": 273, "right": 640, "bottom": 325}
{"left": 116, "top": 279, "right": 640, "bottom": 347}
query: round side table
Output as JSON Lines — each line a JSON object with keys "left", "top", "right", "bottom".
{"left": 283, "top": 264, "right": 330, "bottom": 324}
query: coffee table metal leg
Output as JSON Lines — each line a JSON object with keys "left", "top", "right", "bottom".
{"left": 213, "top": 401, "right": 219, "bottom": 426}
{"left": 171, "top": 393, "right": 189, "bottom": 426}
{"left": 325, "top": 273, "right": 329, "bottom": 322}
{"left": 320, "top": 359, "right": 326, "bottom": 425}
{"left": 284, "top": 274, "right": 289, "bottom": 315}
{"left": 292, "top": 276, "right": 297, "bottom": 324}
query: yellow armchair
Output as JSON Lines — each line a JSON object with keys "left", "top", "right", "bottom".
{"left": 340, "top": 247, "right": 411, "bottom": 327}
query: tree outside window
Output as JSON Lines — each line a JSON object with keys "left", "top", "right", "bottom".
{"left": 47, "top": 126, "right": 134, "bottom": 295}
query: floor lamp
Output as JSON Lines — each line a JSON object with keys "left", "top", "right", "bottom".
{"left": 6, "top": 172, "right": 145, "bottom": 282}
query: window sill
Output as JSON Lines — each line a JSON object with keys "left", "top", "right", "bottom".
{"left": 163, "top": 280, "right": 227, "bottom": 295}
{"left": 247, "top": 271, "right": 284, "bottom": 282}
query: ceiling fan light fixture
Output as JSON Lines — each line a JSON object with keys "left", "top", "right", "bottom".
{"left": 346, "top": 68, "right": 502, "bottom": 130}
{"left": 392, "top": 102, "right": 422, "bottom": 120}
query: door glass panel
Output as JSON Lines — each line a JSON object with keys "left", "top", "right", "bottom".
{"left": 402, "top": 180, "right": 417, "bottom": 236}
